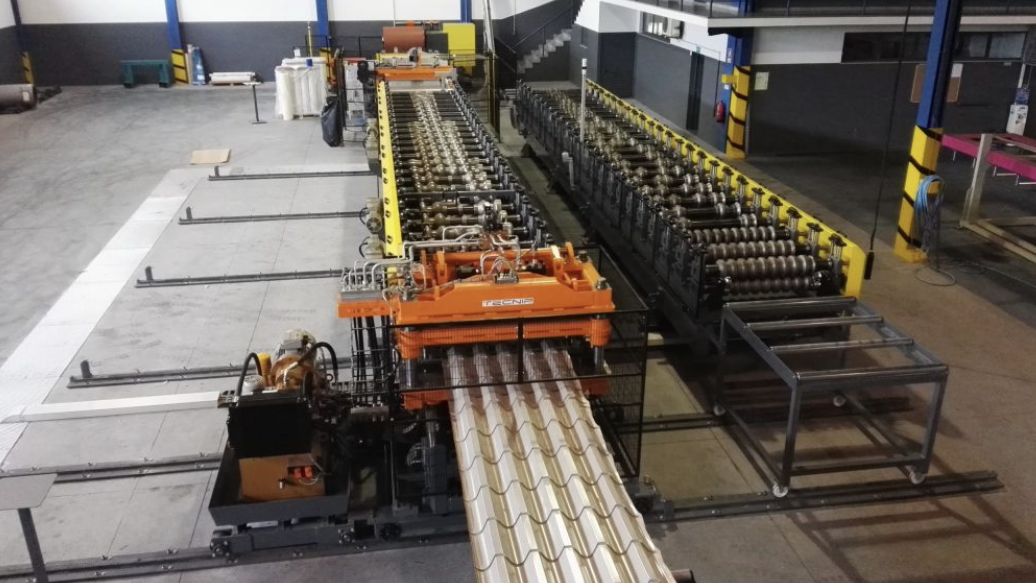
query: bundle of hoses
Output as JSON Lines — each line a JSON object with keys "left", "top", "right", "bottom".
{"left": 913, "top": 175, "right": 943, "bottom": 255}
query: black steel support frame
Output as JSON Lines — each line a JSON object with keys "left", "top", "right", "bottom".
{"left": 717, "top": 297, "right": 950, "bottom": 494}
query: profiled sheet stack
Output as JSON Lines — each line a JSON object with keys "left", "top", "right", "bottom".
{"left": 449, "top": 344, "right": 675, "bottom": 583}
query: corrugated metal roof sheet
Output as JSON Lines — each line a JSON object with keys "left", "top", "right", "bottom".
{"left": 449, "top": 343, "right": 675, "bottom": 583}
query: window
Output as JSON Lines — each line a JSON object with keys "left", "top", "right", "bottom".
{"left": 843, "top": 31, "right": 1026, "bottom": 63}
{"left": 642, "top": 13, "right": 683, "bottom": 40}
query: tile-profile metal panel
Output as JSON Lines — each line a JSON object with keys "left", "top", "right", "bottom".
{"left": 450, "top": 344, "right": 674, "bottom": 583}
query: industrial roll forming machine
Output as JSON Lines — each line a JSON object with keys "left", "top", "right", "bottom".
{"left": 514, "top": 81, "right": 950, "bottom": 498}
{"left": 210, "top": 77, "right": 685, "bottom": 581}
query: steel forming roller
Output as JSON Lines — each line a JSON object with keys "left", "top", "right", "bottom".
{"left": 726, "top": 276, "right": 820, "bottom": 296}
{"left": 714, "top": 256, "right": 818, "bottom": 280}
{"left": 687, "top": 226, "right": 788, "bottom": 245}
{"left": 706, "top": 239, "right": 800, "bottom": 261}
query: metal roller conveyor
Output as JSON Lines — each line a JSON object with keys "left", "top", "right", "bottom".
{"left": 377, "top": 81, "right": 546, "bottom": 249}
{"left": 514, "top": 80, "right": 866, "bottom": 321}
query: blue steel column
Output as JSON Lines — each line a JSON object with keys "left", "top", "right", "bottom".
{"left": 316, "top": 0, "right": 332, "bottom": 82}
{"left": 165, "top": 0, "right": 189, "bottom": 84}
{"left": 720, "top": 0, "right": 753, "bottom": 159}
{"left": 461, "top": 0, "right": 472, "bottom": 23}
{"left": 316, "top": 0, "right": 330, "bottom": 41}
{"left": 9, "top": 0, "right": 32, "bottom": 83}
{"left": 893, "top": 0, "right": 963, "bottom": 261}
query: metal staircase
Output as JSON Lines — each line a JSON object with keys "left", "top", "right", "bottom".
{"left": 517, "top": 28, "right": 572, "bottom": 75}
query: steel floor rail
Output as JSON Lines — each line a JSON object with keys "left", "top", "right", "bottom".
{"left": 0, "top": 453, "right": 221, "bottom": 483}
{"left": 208, "top": 168, "right": 374, "bottom": 181}
{"left": 178, "top": 207, "right": 363, "bottom": 225}
{"left": 659, "top": 471, "right": 1003, "bottom": 522}
{"left": 136, "top": 266, "right": 347, "bottom": 287}
{"left": 0, "top": 462, "right": 1002, "bottom": 581}
{"left": 0, "top": 532, "right": 471, "bottom": 583}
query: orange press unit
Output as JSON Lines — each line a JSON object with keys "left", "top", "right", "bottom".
{"left": 338, "top": 239, "right": 615, "bottom": 408}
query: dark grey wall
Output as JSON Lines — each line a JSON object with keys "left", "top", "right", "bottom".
{"left": 749, "top": 61, "right": 1021, "bottom": 155}
{"left": 597, "top": 33, "right": 635, "bottom": 97}
{"left": 26, "top": 23, "right": 167, "bottom": 86}
{"left": 0, "top": 27, "right": 21, "bottom": 85}
{"left": 633, "top": 35, "right": 691, "bottom": 127}
{"left": 17, "top": 3, "right": 576, "bottom": 87}
{"left": 695, "top": 55, "right": 725, "bottom": 150}
{"left": 182, "top": 22, "right": 310, "bottom": 82}
{"left": 569, "top": 27, "right": 634, "bottom": 97}
{"left": 569, "top": 25, "right": 599, "bottom": 86}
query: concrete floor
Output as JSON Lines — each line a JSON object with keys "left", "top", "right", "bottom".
{"left": 0, "top": 86, "right": 1034, "bottom": 583}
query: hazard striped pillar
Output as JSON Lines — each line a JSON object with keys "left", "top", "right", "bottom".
{"left": 720, "top": 1, "right": 753, "bottom": 159}
{"left": 726, "top": 65, "right": 751, "bottom": 159}
{"left": 9, "top": 0, "right": 33, "bottom": 84}
{"left": 893, "top": 0, "right": 962, "bottom": 262}
{"left": 20, "top": 52, "right": 33, "bottom": 85}
{"left": 895, "top": 127, "right": 942, "bottom": 260}
{"left": 165, "top": 0, "right": 189, "bottom": 84}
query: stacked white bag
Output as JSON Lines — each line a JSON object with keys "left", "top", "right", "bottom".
{"left": 275, "top": 57, "right": 329, "bottom": 120}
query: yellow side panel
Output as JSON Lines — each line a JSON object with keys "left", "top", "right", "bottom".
{"left": 378, "top": 82, "right": 404, "bottom": 258}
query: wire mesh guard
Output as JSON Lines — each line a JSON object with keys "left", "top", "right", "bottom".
{"left": 377, "top": 311, "right": 649, "bottom": 477}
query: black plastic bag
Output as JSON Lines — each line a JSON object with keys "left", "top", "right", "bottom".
{"left": 321, "top": 101, "right": 342, "bottom": 147}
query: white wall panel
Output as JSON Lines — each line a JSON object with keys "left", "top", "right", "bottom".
{"left": 0, "top": 0, "right": 15, "bottom": 29}
{"left": 575, "top": 0, "right": 600, "bottom": 30}
{"left": 750, "top": 24, "right": 1026, "bottom": 65}
{"left": 332, "top": 0, "right": 459, "bottom": 22}
{"left": 20, "top": 0, "right": 166, "bottom": 24}
{"left": 180, "top": 0, "right": 314, "bottom": 23}
{"left": 473, "top": 0, "right": 558, "bottom": 20}
{"left": 598, "top": 4, "right": 637, "bottom": 32}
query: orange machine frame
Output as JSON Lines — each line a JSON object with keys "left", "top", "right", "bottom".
{"left": 375, "top": 51, "right": 454, "bottom": 82}
{"left": 338, "top": 243, "right": 615, "bottom": 408}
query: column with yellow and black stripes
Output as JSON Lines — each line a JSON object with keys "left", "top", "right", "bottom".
{"left": 9, "top": 0, "right": 33, "bottom": 84}
{"left": 164, "top": 0, "right": 189, "bottom": 84}
{"left": 893, "top": 0, "right": 962, "bottom": 262}
{"left": 719, "top": 13, "right": 753, "bottom": 160}
{"left": 725, "top": 64, "right": 751, "bottom": 160}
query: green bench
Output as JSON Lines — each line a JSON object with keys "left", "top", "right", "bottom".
{"left": 121, "top": 60, "right": 172, "bottom": 88}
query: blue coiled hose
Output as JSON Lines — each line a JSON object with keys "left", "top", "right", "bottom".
{"left": 914, "top": 175, "right": 943, "bottom": 255}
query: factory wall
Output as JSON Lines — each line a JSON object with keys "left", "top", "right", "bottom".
{"left": 747, "top": 25, "right": 1027, "bottom": 155}
{"left": 631, "top": 34, "right": 725, "bottom": 149}
{"left": 0, "top": 0, "right": 18, "bottom": 84}
{"left": 15, "top": 0, "right": 559, "bottom": 86}
{"left": 748, "top": 61, "right": 1022, "bottom": 155}
{"left": 569, "top": 25, "right": 600, "bottom": 87}
{"left": 0, "top": 0, "right": 19, "bottom": 85}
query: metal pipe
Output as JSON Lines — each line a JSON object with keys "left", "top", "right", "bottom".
{"left": 746, "top": 315, "right": 883, "bottom": 332}
{"left": 579, "top": 58, "right": 587, "bottom": 144}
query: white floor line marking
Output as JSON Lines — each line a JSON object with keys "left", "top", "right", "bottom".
{"left": 0, "top": 168, "right": 206, "bottom": 463}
